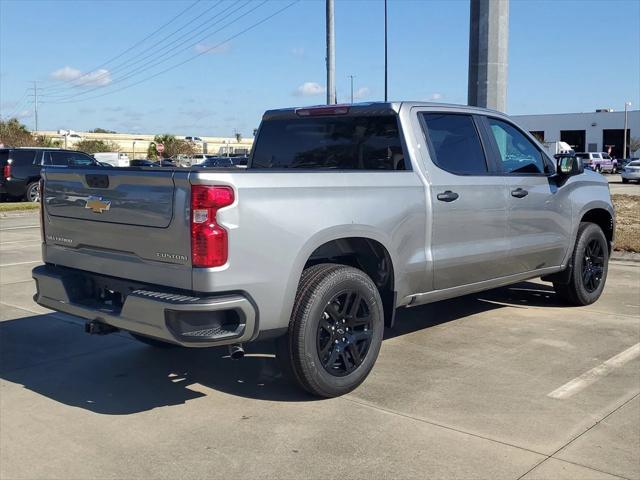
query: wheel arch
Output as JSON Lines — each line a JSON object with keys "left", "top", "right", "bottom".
{"left": 580, "top": 207, "right": 614, "bottom": 252}
{"left": 286, "top": 227, "right": 399, "bottom": 328}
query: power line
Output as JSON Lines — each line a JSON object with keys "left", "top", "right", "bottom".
{"left": 39, "top": 0, "right": 202, "bottom": 94}
{"left": 47, "top": 1, "right": 297, "bottom": 105}
{"left": 41, "top": 0, "right": 247, "bottom": 101}
{"left": 2, "top": 88, "right": 29, "bottom": 119}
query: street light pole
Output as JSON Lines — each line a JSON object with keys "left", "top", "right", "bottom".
{"left": 623, "top": 101, "right": 631, "bottom": 159}
{"left": 132, "top": 141, "right": 136, "bottom": 160}
{"left": 384, "top": 0, "right": 388, "bottom": 102}
{"left": 326, "top": 0, "right": 336, "bottom": 105}
{"left": 349, "top": 75, "right": 355, "bottom": 103}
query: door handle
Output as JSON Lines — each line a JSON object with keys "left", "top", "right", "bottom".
{"left": 511, "top": 188, "right": 528, "bottom": 198}
{"left": 437, "top": 190, "right": 459, "bottom": 202}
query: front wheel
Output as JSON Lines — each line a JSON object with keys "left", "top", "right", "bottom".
{"left": 554, "top": 222, "right": 609, "bottom": 306}
{"left": 622, "top": 177, "right": 629, "bottom": 184}
{"left": 277, "top": 263, "right": 384, "bottom": 398}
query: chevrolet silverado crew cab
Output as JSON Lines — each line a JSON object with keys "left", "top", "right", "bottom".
{"left": 33, "top": 102, "right": 614, "bottom": 397}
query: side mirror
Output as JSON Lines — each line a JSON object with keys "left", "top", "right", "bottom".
{"left": 554, "top": 154, "right": 583, "bottom": 177}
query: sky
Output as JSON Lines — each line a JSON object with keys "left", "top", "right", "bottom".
{"left": 0, "top": 0, "right": 639, "bottom": 137}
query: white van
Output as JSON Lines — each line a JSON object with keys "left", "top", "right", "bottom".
{"left": 93, "top": 152, "right": 130, "bottom": 167}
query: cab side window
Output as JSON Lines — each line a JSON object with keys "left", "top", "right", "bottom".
{"left": 487, "top": 118, "right": 545, "bottom": 174}
{"left": 67, "top": 152, "right": 95, "bottom": 166}
{"left": 420, "top": 113, "right": 488, "bottom": 175}
{"left": 47, "top": 152, "right": 68, "bottom": 166}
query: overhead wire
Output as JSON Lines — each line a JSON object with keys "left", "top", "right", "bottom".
{"left": 39, "top": 0, "right": 202, "bottom": 95}
{"left": 46, "top": 0, "right": 299, "bottom": 104}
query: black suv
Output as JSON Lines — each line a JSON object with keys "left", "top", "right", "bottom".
{"left": 1, "top": 148, "right": 97, "bottom": 202}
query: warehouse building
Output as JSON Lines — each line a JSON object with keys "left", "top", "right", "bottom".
{"left": 513, "top": 109, "right": 640, "bottom": 158}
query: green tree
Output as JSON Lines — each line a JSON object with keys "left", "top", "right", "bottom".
{"left": 148, "top": 134, "right": 195, "bottom": 159}
{"left": 74, "top": 139, "right": 120, "bottom": 154}
{"left": 629, "top": 137, "right": 640, "bottom": 156}
{"left": 0, "top": 118, "right": 60, "bottom": 147}
{"left": 89, "top": 128, "right": 117, "bottom": 134}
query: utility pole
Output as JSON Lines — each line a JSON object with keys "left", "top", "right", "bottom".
{"left": 326, "top": 0, "right": 336, "bottom": 104}
{"left": 384, "top": 0, "right": 388, "bottom": 102}
{"left": 623, "top": 101, "right": 631, "bottom": 159}
{"left": 33, "top": 81, "right": 39, "bottom": 132}
{"left": 468, "top": 0, "right": 509, "bottom": 112}
{"left": 349, "top": 75, "right": 355, "bottom": 103}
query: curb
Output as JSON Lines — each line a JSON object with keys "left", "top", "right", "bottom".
{"left": 0, "top": 210, "right": 40, "bottom": 218}
{"left": 611, "top": 253, "right": 640, "bottom": 263}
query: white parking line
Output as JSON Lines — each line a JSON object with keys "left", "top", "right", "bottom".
{"left": 0, "top": 225, "right": 39, "bottom": 231}
{"left": 548, "top": 343, "right": 640, "bottom": 399}
{"left": 0, "top": 260, "right": 41, "bottom": 267}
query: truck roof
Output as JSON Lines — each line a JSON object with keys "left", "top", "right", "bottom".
{"left": 262, "top": 101, "right": 505, "bottom": 120}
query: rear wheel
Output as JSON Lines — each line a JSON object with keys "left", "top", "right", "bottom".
{"left": 277, "top": 263, "right": 384, "bottom": 398}
{"left": 25, "top": 181, "right": 40, "bottom": 202}
{"left": 554, "top": 222, "right": 609, "bottom": 306}
{"left": 130, "top": 333, "right": 178, "bottom": 348}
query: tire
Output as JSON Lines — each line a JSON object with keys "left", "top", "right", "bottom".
{"left": 130, "top": 333, "right": 178, "bottom": 348}
{"left": 277, "top": 263, "right": 384, "bottom": 398}
{"left": 622, "top": 178, "right": 629, "bottom": 184}
{"left": 554, "top": 222, "right": 609, "bottom": 306}
{"left": 25, "top": 181, "right": 40, "bottom": 202}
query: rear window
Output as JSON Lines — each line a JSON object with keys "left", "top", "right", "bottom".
{"left": 0, "top": 151, "right": 8, "bottom": 165}
{"left": 11, "top": 150, "right": 37, "bottom": 166}
{"left": 251, "top": 115, "right": 407, "bottom": 170}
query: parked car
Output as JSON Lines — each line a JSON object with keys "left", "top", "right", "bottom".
{"left": 93, "top": 152, "right": 130, "bottom": 167}
{"left": 198, "top": 156, "right": 235, "bottom": 168}
{"left": 575, "top": 152, "right": 615, "bottom": 173}
{"left": 1, "top": 147, "right": 98, "bottom": 202}
{"left": 129, "top": 159, "right": 155, "bottom": 167}
{"left": 617, "top": 157, "right": 638, "bottom": 171}
{"left": 185, "top": 136, "right": 203, "bottom": 144}
{"left": 621, "top": 160, "right": 640, "bottom": 183}
{"left": 33, "top": 102, "right": 614, "bottom": 397}
{"left": 153, "top": 158, "right": 177, "bottom": 167}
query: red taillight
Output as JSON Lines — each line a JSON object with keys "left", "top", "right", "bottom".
{"left": 295, "top": 105, "right": 350, "bottom": 116}
{"left": 3, "top": 163, "right": 11, "bottom": 179}
{"left": 191, "top": 185, "right": 234, "bottom": 268}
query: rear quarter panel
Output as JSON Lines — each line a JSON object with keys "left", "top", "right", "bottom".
{"left": 191, "top": 170, "right": 427, "bottom": 333}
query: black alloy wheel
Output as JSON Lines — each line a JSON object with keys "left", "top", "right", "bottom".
{"left": 317, "top": 290, "right": 373, "bottom": 377}
{"left": 581, "top": 239, "right": 604, "bottom": 293}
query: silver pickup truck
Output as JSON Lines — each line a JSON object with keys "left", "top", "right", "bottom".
{"left": 33, "top": 102, "right": 614, "bottom": 397}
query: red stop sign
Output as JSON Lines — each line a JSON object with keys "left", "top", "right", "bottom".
{"left": 156, "top": 143, "right": 165, "bottom": 153}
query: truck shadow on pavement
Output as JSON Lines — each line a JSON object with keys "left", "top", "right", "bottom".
{"left": 0, "top": 281, "right": 563, "bottom": 413}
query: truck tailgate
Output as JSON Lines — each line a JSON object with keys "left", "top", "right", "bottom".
{"left": 41, "top": 167, "right": 193, "bottom": 290}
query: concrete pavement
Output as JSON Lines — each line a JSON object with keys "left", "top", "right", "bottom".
{"left": 607, "top": 174, "right": 640, "bottom": 195}
{"left": 1, "top": 214, "right": 638, "bottom": 480}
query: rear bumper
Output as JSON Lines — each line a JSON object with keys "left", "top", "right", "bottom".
{"left": 32, "top": 265, "right": 258, "bottom": 348}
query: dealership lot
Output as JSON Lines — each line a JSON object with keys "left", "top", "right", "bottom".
{"left": 0, "top": 213, "right": 638, "bottom": 480}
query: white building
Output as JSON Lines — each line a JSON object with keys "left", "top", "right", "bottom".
{"left": 513, "top": 109, "right": 639, "bottom": 158}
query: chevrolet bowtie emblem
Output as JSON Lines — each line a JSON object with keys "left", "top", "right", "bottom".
{"left": 85, "top": 196, "right": 111, "bottom": 213}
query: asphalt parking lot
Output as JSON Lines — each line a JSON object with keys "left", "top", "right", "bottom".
{"left": 1, "top": 213, "right": 638, "bottom": 480}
